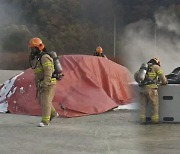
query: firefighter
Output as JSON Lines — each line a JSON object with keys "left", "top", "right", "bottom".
{"left": 28, "top": 37, "right": 58, "bottom": 127}
{"left": 135, "top": 58, "right": 168, "bottom": 124}
{"left": 93, "top": 46, "right": 107, "bottom": 58}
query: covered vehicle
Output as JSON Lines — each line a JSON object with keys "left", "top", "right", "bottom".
{"left": 0, "top": 55, "right": 134, "bottom": 117}
{"left": 166, "top": 67, "right": 180, "bottom": 84}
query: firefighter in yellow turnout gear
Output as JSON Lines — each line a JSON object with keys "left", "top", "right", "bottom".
{"left": 135, "top": 58, "right": 168, "bottom": 124}
{"left": 93, "top": 46, "right": 107, "bottom": 58}
{"left": 28, "top": 37, "right": 58, "bottom": 127}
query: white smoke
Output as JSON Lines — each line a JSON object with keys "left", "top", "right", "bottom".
{"left": 155, "top": 6, "right": 180, "bottom": 35}
{"left": 121, "top": 6, "right": 180, "bottom": 75}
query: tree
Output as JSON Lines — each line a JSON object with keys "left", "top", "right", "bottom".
{"left": 0, "top": 24, "right": 31, "bottom": 52}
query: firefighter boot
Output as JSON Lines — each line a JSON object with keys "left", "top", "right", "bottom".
{"left": 151, "top": 115, "right": 159, "bottom": 124}
{"left": 50, "top": 108, "right": 59, "bottom": 121}
{"left": 140, "top": 114, "right": 147, "bottom": 125}
{"left": 38, "top": 116, "right": 50, "bottom": 127}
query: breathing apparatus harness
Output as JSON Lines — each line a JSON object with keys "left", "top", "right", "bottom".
{"left": 139, "top": 63, "right": 158, "bottom": 87}
{"left": 29, "top": 47, "right": 42, "bottom": 69}
{"left": 29, "top": 48, "right": 64, "bottom": 80}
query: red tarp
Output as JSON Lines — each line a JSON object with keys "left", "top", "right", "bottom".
{"left": 1, "top": 55, "right": 134, "bottom": 117}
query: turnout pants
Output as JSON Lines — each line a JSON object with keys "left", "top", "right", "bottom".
{"left": 140, "top": 88, "right": 159, "bottom": 123}
{"left": 38, "top": 84, "right": 56, "bottom": 123}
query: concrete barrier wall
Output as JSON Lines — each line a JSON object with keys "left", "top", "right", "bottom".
{"left": 132, "top": 83, "right": 180, "bottom": 122}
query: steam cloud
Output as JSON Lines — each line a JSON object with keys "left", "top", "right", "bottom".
{"left": 121, "top": 6, "right": 180, "bottom": 75}
{"left": 155, "top": 7, "right": 180, "bottom": 35}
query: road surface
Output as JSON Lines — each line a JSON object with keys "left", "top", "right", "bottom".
{"left": 0, "top": 70, "right": 180, "bottom": 154}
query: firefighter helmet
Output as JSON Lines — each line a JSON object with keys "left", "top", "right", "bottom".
{"left": 28, "top": 37, "right": 45, "bottom": 51}
{"left": 148, "top": 58, "right": 160, "bottom": 66}
{"left": 96, "top": 46, "right": 103, "bottom": 53}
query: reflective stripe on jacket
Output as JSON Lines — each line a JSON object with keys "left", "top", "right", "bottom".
{"left": 144, "top": 64, "right": 167, "bottom": 89}
{"left": 34, "top": 54, "right": 56, "bottom": 87}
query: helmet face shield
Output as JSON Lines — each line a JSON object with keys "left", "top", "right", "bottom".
{"left": 29, "top": 47, "right": 40, "bottom": 60}
{"left": 29, "top": 47, "right": 40, "bottom": 69}
{"left": 30, "top": 47, "right": 38, "bottom": 53}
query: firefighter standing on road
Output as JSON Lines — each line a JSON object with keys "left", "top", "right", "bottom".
{"left": 93, "top": 46, "right": 107, "bottom": 58}
{"left": 134, "top": 58, "right": 168, "bottom": 124}
{"left": 28, "top": 37, "right": 58, "bottom": 127}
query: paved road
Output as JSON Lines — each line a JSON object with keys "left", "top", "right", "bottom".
{"left": 0, "top": 70, "right": 180, "bottom": 154}
{"left": 1, "top": 111, "right": 180, "bottom": 154}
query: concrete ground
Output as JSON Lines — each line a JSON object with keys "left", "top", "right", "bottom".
{"left": 1, "top": 111, "right": 180, "bottom": 154}
{"left": 0, "top": 70, "right": 180, "bottom": 154}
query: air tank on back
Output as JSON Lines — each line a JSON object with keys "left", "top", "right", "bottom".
{"left": 134, "top": 63, "right": 148, "bottom": 83}
{"left": 49, "top": 51, "right": 63, "bottom": 74}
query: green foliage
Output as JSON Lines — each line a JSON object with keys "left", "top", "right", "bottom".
{"left": 0, "top": 0, "right": 179, "bottom": 56}
{"left": 0, "top": 24, "right": 31, "bottom": 52}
